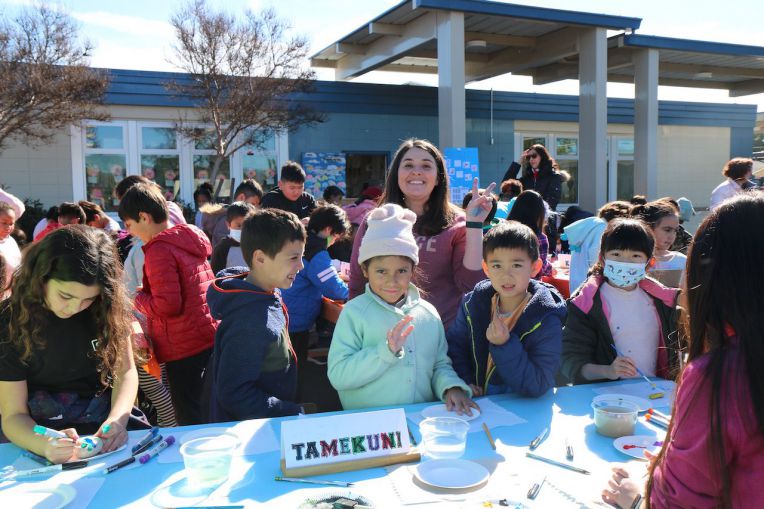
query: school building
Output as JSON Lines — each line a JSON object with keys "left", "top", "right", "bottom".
{"left": 0, "top": 0, "right": 761, "bottom": 220}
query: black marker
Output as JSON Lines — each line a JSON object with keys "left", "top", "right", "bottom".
{"left": 133, "top": 434, "right": 163, "bottom": 456}
{"left": 104, "top": 456, "right": 136, "bottom": 474}
{"left": 131, "top": 427, "right": 159, "bottom": 454}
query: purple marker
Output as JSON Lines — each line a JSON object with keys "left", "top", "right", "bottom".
{"left": 138, "top": 436, "right": 175, "bottom": 464}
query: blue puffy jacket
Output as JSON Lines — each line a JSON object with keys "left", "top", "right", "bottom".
{"left": 446, "top": 278, "right": 567, "bottom": 397}
{"left": 282, "top": 232, "right": 349, "bottom": 332}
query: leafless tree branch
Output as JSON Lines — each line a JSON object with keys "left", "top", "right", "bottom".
{"left": 166, "top": 0, "right": 323, "bottom": 181}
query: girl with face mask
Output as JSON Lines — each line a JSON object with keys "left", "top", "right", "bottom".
{"left": 560, "top": 219, "right": 682, "bottom": 385}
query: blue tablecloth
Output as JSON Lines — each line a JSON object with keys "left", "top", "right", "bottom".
{"left": 0, "top": 378, "right": 674, "bottom": 508}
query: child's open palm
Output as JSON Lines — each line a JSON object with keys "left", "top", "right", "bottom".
{"left": 386, "top": 315, "right": 414, "bottom": 355}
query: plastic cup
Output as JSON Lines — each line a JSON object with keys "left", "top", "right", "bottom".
{"left": 419, "top": 417, "right": 469, "bottom": 459}
{"left": 179, "top": 433, "right": 239, "bottom": 488}
{"left": 591, "top": 398, "right": 639, "bottom": 438}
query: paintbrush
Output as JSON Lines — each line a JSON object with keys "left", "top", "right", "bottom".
{"left": 611, "top": 345, "right": 664, "bottom": 399}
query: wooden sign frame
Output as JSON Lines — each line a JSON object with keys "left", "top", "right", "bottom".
{"left": 280, "top": 449, "right": 420, "bottom": 477}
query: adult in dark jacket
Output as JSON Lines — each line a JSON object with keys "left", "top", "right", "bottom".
{"left": 518, "top": 144, "right": 563, "bottom": 211}
{"left": 560, "top": 275, "right": 682, "bottom": 385}
{"left": 447, "top": 279, "right": 567, "bottom": 397}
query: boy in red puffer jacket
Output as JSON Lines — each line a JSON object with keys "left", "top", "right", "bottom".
{"left": 119, "top": 183, "right": 217, "bottom": 425}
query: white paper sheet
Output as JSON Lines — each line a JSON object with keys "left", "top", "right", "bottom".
{"left": 406, "top": 397, "right": 527, "bottom": 434}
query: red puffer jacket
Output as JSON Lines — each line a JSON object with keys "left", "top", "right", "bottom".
{"left": 135, "top": 224, "right": 218, "bottom": 363}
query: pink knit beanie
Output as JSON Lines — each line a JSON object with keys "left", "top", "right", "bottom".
{"left": 358, "top": 203, "right": 419, "bottom": 265}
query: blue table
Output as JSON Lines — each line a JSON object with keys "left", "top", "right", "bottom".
{"left": 0, "top": 379, "right": 673, "bottom": 508}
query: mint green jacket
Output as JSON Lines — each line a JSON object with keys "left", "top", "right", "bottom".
{"left": 328, "top": 284, "right": 471, "bottom": 410}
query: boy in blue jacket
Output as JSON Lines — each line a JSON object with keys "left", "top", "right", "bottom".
{"left": 446, "top": 221, "right": 566, "bottom": 398}
{"left": 281, "top": 205, "right": 350, "bottom": 364}
{"left": 206, "top": 208, "right": 307, "bottom": 421}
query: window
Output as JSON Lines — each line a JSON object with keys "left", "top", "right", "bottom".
{"left": 84, "top": 124, "right": 127, "bottom": 212}
{"left": 140, "top": 126, "right": 180, "bottom": 202}
{"left": 241, "top": 132, "right": 277, "bottom": 191}
{"left": 554, "top": 137, "right": 579, "bottom": 204}
{"left": 193, "top": 130, "right": 231, "bottom": 200}
{"left": 612, "top": 138, "right": 635, "bottom": 201}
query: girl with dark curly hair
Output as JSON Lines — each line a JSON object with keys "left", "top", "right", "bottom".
{"left": 0, "top": 225, "right": 139, "bottom": 464}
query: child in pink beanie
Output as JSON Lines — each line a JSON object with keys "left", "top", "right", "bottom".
{"left": 328, "top": 203, "right": 478, "bottom": 413}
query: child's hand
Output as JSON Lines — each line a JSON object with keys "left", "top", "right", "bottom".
{"left": 486, "top": 314, "right": 510, "bottom": 345}
{"left": 608, "top": 356, "right": 637, "bottom": 379}
{"left": 95, "top": 419, "right": 127, "bottom": 453}
{"left": 601, "top": 466, "right": 644, "bottom": 509}
{"left": 43, "top": 428, "right": 78, "bottom": 464}
{"left": 444, "top": 387, "right": 480, "bottom": 416}
{"left": 469, "top": 384, "right": 483, "bottom": 397}
{"left": 386, "top": 315, "right": 414, "bottom": 355}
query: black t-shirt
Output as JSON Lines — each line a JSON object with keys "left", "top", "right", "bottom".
{"left": 0, "top": 304, "right": 102, "bottom": 397}
{"left": 261, "top": 188, "right": 317, "bottom": 219}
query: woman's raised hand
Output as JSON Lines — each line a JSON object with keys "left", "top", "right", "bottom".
{"left": 465, "top": 177, "right": 497, "bottom": 223}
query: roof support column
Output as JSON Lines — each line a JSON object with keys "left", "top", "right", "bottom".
{"left": 633, "top": 48, "right": 659, "bottom": 199}
{"left": 577, "top": 27, "right": 608, "bottom": 211}
{"left": 436, "top": 11, "right": 466, "bottom": 148}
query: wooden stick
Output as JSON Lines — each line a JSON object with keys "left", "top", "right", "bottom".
{"left": 482, "top": 423, "right": 496, "bottom": 450}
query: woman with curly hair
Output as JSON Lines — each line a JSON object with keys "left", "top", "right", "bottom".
{"left": 0, "top": 226, "right": 139, "bottom": 464}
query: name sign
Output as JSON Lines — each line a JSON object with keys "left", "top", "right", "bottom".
{"left": 281, "top": 408, "right": 411, "bottom": 470}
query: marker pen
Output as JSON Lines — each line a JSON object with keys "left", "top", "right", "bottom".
{"left": 32, "top": 425, "right": 67, "bottom": 439}
{"left": 131, "top": 427, "right": 160, "bottom": 454}
{"left": 10, "top": 460, "right": 89, "bottom": 479}
{"left": 138, "top": 436, "right": 175, "bottom": 464}
{"left": 133, "top": 434, "right": 163, "bottom": 456}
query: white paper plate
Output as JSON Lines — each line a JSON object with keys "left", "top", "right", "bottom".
{"left": 421, "top": 404, "right": 481, "bottom": 421}
{"left": 613, "top": 435, "right": 664, "bottom": 460}
{"left": 593, "top": 394, "right": 651, "bottom": 413}
{"left": 2, "top": 483, "right": 76, "bottom": 509}
{"left": 413, "top": 459, "right": 490, "bottom": 489}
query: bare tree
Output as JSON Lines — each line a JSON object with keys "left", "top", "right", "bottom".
{"left": 167, "top": 0, "right": 322, "bottom": 185}
{"left": 0, "top": 4, "right": 109, "bottom": 154}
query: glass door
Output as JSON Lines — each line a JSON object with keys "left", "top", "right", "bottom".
{"left": 608, "top": 137, "right": 635, "bottom": 201}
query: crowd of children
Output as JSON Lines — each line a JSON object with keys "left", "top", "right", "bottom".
{"left": 0, "top": 141, "right": 762, "bottom": 508}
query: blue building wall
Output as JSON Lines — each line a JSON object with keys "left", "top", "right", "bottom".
{"left": 103, "top": 69, "right": 757, "bottom": 161}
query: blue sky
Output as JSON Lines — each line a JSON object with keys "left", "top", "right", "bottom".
{"left": 4, "top": 0, "right": 764, "bottom": 109}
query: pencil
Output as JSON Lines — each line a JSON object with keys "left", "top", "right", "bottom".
{"left": 525, "top": 452, "right": 590, "bottom": 475}
{"left": 482, "top": 423, "right": 496, "bottom": 450}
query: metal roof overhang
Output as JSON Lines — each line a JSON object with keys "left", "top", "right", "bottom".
{"left": 310, "top": 0, "right": 641, "bottom": 81}
{"left": 310, "top": 0, "right": 764, "bottom": 97}
{"left": 528, "top": 34, "right": 764, "bottom": 97}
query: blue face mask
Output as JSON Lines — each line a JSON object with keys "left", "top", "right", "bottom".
{"left": 603, "top": 259, "right": 647, "bottom": 288}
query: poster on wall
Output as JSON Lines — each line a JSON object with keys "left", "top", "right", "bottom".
{"left": 301, "top": 152, "right": 347, "bottom": 199}
{"left": 444, "top": 147, "right": 479, "bottom": 205}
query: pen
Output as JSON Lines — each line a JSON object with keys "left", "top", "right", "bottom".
{"left": 22, "top": 450, "right": 52, "bottom": 465}
{"left": 138, "top": 436, "right": 175, "bottom": 464}
{"left": 527, "top": 476, "right": 546, "bottom": 500}
{"left": 32, "top": 425, "right": 68, "bottom": 439}
{"left": 526, "top": 452, "right": 590, "bottom": 475}
{"left": 131, "top": 427, "right": 160, "bottom": 454}
{"left": 529, "top": 427, "right": 549, "bottom": 450}
{"left": 104, "top": 456, "right": 136, "bottom": 474}
{"left": 565, "top": 437, "right": 574, "bottom": 461}
{"left": 9, "top": 460, "right": 89, "bottom": 479}
{"left": 274, "top": 476, "right": 353, "bottom": 487}
{"left": 133, "top": 434, "right": 163, "bottom": 456}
